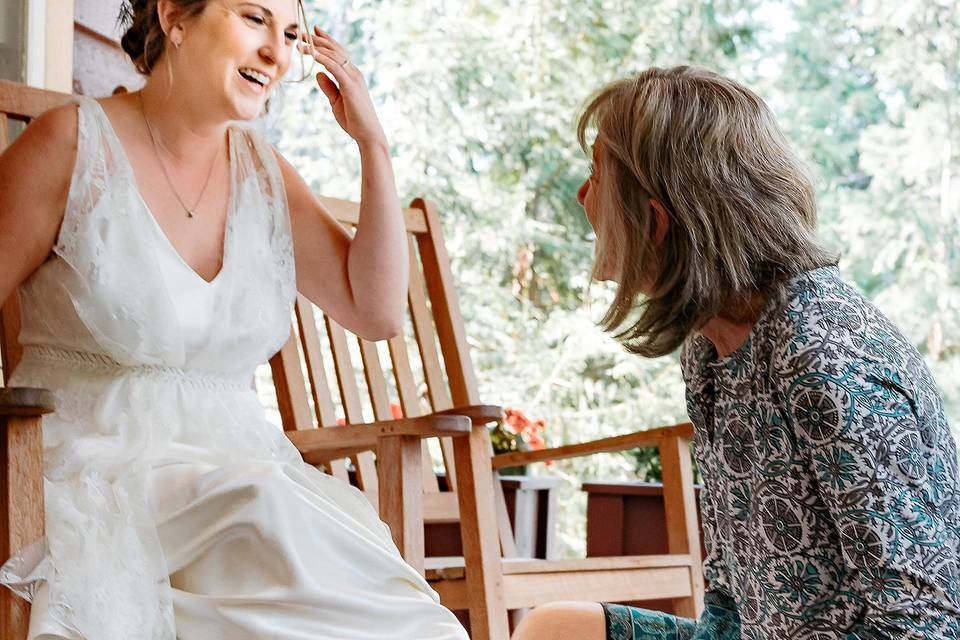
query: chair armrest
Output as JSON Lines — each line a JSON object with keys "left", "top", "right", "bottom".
{"left": 491, "top": 422, "right": 693, "bottom": 470}
{"left": 286, "top": 414, "right": 471, "bottom": 464}
{"left": 0, "top": 387, "right": 55, "bottom": 417}
{"left": 432, "top": 404, "right": 502, "bottom": 425}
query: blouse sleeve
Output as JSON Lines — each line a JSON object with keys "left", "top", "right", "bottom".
{"left": 785, "top": 362, "right": 960, "bottom": 639}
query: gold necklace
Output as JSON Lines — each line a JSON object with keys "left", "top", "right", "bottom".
{"left": 138, "top": 92, "right": 220, "bottom": 219}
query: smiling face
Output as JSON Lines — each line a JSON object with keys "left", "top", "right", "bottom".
{"left": 170, "top": 0, "right": 301, "bottom": 120}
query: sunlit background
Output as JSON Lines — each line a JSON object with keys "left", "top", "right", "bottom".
{"left": 258, "top": 0, "right": 960, "bottom": 556}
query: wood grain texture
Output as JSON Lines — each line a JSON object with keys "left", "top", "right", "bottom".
{"left": 285, "top": 414, "right": 471, "bottom": 455}
{"left": 659, "top": 435, "right": 705, "bottom": 617}
{"left": 0, "top": 388, "right": 56, "bottom": 416}
{"left": 450, "top": 424, "right": 509, "bottom": 640}
{"left": 325, "top": 316, "right": 379, "bottom": 492}
{"left": 491, "top": 422, "right": 694, "bottom": 469}
{"left": 293, "top": 298, "right": 349, "bottom": 481}
{"left": 412, "top": 199, "right": 481, "bottom": 408}
{"left": 406, "top": 236, "right": 453, "bottom": 413}
{"left": 1, "top": 414, "right": 46, "bottom": 640}
{"left": 359, "top": 339, "right": 392, "bottom": 421}
{"left": 377, "top": 435, "right": 425, "bottom": 573}
{"left": 269, "top": 331, "right": 313, "bottom": 432}
{"left": 386, "top": 331, "right": 440, "bottom": 493}
{"left": 405, "top": 235, "right": 458, "bottom": 489}
{"left": 319, "top": 196, "right": 429, "bottom": 234}
{"left": 0, "top": 80, "right": 72, "bottom": 121}
{"left": 432, "top": 564, "right": 694, "bottom": 610}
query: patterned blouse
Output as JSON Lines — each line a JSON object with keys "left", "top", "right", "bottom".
{"left": 680, "top": 266, "right": 960, "bottom": 639}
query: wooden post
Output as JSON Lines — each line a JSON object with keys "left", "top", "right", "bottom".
{"left": 377, "top": 435, "right": 425, "bottom": 575}
{"left": 1, "top": 389, "right": 54, "bottom": 640}
{"left": 659, "top": 436, "right": 704, "bottom": 618}
{"left": 452, "top": 425, "right": 509, "bottom": 640}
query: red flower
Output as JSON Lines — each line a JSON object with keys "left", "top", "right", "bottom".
{"left": 503, "top": 408, "right": 548, "bottom": 455}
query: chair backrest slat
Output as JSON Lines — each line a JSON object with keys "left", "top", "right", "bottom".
{"left": 388, "top": 335, "right": 420, "bottom": 417}
{"left": 358, "top": 339, "right": 392, "bottom": 421}
{"left": 270, "top": 332, "right": 314, "bottom": 432}
{"left": 295, "top": 296, "right": 338, "bottom": 426}
{"left": 413, "top": 199, "right": 481, "bottom": 407}
{"left": 387, "top": 334, "right": 442, "bottom": 492}
{"left": 326, "top": 316, "right": 379, "bottom": 493}
{"left": 294, "top": 296, "right": 349, "bottom": 482}
{"left": 407, "top": 237, "right": 453, "bottom": 413}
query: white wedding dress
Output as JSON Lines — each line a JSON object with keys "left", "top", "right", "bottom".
{"left": 0, "top": 97, "right": 468, "bottom": 640}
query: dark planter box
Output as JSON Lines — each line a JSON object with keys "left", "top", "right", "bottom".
{"left": 426, "top": 474, "right": 561, "bottom": 559}
{"left": 582, "top": 480, "right": 706, "bottom": 615}
{"left": 582, "top": 480, "right": 705, "bottom": 558}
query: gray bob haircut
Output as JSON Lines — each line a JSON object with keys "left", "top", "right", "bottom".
{"left": 577, "top": 66, "right": 837, "bottom": 358}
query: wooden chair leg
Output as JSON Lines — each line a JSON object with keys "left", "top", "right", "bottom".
{"left": 377, "top": 435, "right": 425, "bottom": 574}
{"left": 659, "top": 436, "right": 704, "bottom": 619}
{"left": 1, "top": 409, "right": 47, "bottom": 640}
{"left": 452, "top": 425, "right": 509, "bottom": 640}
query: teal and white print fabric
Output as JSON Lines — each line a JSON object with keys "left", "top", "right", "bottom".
{"left": 603, "top": 591, "right": 741, "bottom": 639}
{"left": 681, "top": 266, "right": 960, "bottom": 639}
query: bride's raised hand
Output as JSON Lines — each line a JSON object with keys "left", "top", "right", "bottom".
{"left": 299, "top": 26, "right": 387, "bottom": 148}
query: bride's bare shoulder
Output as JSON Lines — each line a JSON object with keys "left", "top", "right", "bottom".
{"left": 0, "top": 102, "right": 80, "bottom": 303}
{"left": 4, "top": 102, "right": 79, "bottom": 169}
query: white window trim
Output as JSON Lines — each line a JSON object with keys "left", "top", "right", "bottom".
{"left": 25, "top": 0, "right": 73, "bottom": 91}
{"left": 24, "top": 0, "right": 45, "bottom": 87}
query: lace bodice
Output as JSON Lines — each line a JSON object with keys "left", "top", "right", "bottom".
{"left": 16, "top": 96, "right": 296, "bottom": 374}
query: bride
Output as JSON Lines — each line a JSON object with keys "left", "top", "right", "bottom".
{"left": 0, "top": 0, "right": 468, "bottom": 638}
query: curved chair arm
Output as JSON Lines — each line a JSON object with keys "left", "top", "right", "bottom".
{"left": 491, "top": 422, "right": 693, "bottom": 470}
{"left": 286, "top": 414, "right": 472, "bottom": 464}
{"left": 432, "top": 404, "right": 503, "bottom": 425}
{"left": 0, "top": 387, "right": 55, "bottom": 417}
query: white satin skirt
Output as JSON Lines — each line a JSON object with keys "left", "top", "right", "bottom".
{"left": 28, "top": 454, "right": 468, "bottom": 640}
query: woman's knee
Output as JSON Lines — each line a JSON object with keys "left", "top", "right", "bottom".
{"left": 511, "top": 601, "right": 605, "bottom": 640}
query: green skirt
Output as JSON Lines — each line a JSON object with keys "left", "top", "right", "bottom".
{"left": 603, "top": 591, "right": 741, "bottom": 640}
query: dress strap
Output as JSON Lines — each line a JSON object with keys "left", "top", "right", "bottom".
{"left": 226, "top": 125, "right": 296, "bottom": 308}
{"left": 230, "top": 126, "right": 289, "bottom": 218}
{"left": 54, "top": 97, "right": 124, "bottom": 266}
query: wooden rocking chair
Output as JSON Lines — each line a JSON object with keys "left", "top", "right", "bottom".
{"left": 273, "top": 198, "right": 706, "bottom": 639}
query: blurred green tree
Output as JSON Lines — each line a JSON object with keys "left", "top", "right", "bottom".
{"left": 269, "top": 0, "right": 959, "bottom": 556}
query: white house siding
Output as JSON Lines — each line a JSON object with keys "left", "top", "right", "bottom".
{"left": 73, "top": 0, "right": 142, "bottom": 96}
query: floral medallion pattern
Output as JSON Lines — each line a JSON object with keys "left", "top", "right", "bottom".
{"left": 603, "top": 591, "right": 741, "bottom": 639}
{"left": 679, "top": 267, "right": 960, "bottom": 638}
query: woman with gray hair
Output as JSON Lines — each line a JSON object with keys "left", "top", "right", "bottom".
{"left": 512, "top": 66, "right": 960, "bottom": 640}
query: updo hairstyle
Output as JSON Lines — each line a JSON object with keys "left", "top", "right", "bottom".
{"left": 119, "top": 0, "right": 209, "bottom": 75}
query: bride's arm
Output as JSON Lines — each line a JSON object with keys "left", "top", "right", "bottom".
{"left": 277, "top": 149, "right": 408, "bottom": 342}
{"left": 279, "top": 26, "right": 407, "bottom": 341}
{"left": 0, "top": 105, "right": 76, "bottom": 305}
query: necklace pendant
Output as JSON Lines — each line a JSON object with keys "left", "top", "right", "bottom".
{"left": 187, "top": 210, "right": 194, "bottom": 219}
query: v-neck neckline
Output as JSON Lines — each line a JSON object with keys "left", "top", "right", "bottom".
{"left": 90, "top": 98, "right": 237, "bottom": 286}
